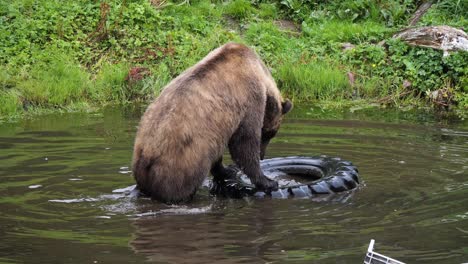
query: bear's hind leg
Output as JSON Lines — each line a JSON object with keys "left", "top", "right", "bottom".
{"left": 210, "top": 157, "right": 239, "bottom": 182}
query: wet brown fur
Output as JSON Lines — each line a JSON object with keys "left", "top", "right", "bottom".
{"left": 132, "top": 43, "right": 292, "bottom": 203}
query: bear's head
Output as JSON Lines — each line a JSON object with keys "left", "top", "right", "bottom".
{"left": 261, "top": 97, "right": 293, "bottom": 159}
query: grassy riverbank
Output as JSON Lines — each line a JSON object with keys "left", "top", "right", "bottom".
{"left": 1, "top": 0, "right": 467, "bottom": 120}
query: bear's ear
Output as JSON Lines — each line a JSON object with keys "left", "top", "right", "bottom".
{"left": 282, "top": 99, "right": 293, "bottom": 115}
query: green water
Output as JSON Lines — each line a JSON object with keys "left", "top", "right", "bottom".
{"left": 0, "top": 106, "right": 467, "bottom": 263}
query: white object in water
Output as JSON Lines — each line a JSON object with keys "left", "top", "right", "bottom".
{"left": 364, "top": 239, "right": 405, "bottom": 264}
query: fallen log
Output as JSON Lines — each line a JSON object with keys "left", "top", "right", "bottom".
{"left": 393, "top": 26, "right": 468, "bottom": 56}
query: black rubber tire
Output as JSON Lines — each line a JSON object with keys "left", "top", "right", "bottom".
{"left": 210, "top": 156, "right": 360, "bottom": 199}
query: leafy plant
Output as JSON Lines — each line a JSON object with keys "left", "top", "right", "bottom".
{"left": 343, "top": 38, "right": 468, "bottom": 110}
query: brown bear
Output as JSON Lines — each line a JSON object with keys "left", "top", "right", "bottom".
{"left": 132, "top": 43, "right": 292, "bottom": 203}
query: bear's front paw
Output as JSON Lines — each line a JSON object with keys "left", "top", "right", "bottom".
{"left": 255, "top": 177, "right": 278, "bottom": 193}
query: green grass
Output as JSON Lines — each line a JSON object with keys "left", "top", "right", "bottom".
{"left": 419, "top": 0, "right": 467, "bottom": 28}
{"left": 244, "top": 22, "right": 290, "bottom": 62}
{"left": 258, "top": 3, "right": 279, "bottom": 19}
{"left": 91, "top": 62, "right": 129, "bottom": 103}
{"left": 302, "top": 20, "right": 391, "bottom": 43}
{"left": 277, "top": 60, "right": 350, "bottom": 101}
{"left": 224, "top": 0, "right": 254, "bottom": 20}
{"left": 0, "top": 89, "right": 21, "bottom": 116}
{"left": 17, "top": 53, "right": 91, "bottom": 107}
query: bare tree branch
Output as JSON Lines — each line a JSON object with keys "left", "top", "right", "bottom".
{"left": 408, "top": 1, "right": 433, "bottom": 27}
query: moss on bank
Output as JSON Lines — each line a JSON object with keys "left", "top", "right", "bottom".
{"left": 0, "top": 0, "right": 467, "bottom": 120}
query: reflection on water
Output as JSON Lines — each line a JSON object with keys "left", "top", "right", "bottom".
{"left": 0, "top": 106, "right": 467, "bottom": 263}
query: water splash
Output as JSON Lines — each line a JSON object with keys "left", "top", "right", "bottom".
{"left": 132, "top": 205, "right": 213, "bottom": 217}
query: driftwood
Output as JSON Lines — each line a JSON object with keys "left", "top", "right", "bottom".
{"left": 393, "top": 26, "right": 468, "bottom": 56}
